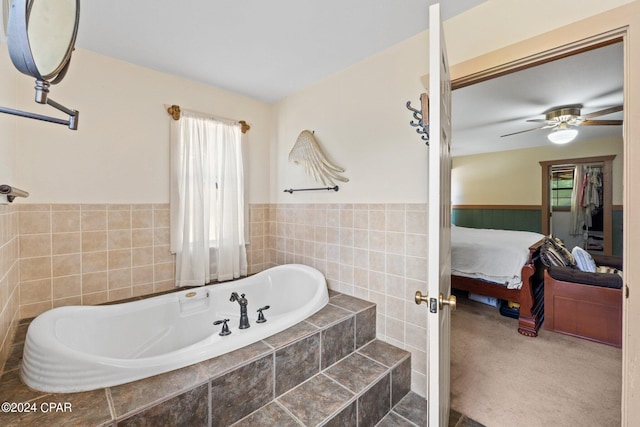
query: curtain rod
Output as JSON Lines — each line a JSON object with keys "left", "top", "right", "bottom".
{"left": 166, "top": 104, "right": 250, "bottom": 134}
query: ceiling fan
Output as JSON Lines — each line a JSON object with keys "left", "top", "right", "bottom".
{"left": 501, "top": 104, "right": 623, "bottom": 143}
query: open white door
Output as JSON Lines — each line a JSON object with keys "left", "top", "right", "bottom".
{"left": 415, "top": 3, "right": 453, "bottom": 427}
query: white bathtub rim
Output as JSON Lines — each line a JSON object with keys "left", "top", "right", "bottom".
{"left": 20, "top": 264, "right": 329, "bottom": 393}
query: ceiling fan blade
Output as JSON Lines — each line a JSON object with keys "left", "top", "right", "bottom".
{"left": 580, "top": 119, "right": 624, "bottom": 126}
{"left": 525, "top": 119, "right": 549, "bottom": 123}
{"left": 500, "top": 125, "right": 548, "bottom": 137}
{"left": 581, "top": 105, "right": 623, "bottom": 119}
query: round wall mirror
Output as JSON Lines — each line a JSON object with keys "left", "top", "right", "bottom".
{"left": 7, "top": 0, "right": 79, "bottom": 83}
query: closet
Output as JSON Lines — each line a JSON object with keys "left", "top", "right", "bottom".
{"left": 540, "top": 155, "right": 615, "bottom": 255}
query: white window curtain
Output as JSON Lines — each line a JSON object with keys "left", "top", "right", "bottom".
{"left": 170, "top": 110, "right": 247, "bottom": 286}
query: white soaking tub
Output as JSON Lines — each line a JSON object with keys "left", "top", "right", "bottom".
{"left": 20, "top": 264, "right": 329, "bottom": 393}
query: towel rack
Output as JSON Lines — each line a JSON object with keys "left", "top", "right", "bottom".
{"left": 284, "top": 186, "right": 339, "bottom": 194}
{"left": 0, "top": 185, "right": 29, "bottom": 203}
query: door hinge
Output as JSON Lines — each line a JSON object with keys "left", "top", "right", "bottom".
{"left": 626, "top": 285, "right": 629, "bottom": 299}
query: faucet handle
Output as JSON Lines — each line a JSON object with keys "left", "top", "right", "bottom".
{"left": 213, "top": 319, "right": 231, "bottom": 336}
{"left": 256, "top": 305, "right": 270, "bottom": 323}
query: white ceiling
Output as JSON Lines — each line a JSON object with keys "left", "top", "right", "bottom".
{"left": 451, "top": 42, "right": 624, "bottom": 157}
{"left": 74, "top": 0, "right": 485, "bottom": 103}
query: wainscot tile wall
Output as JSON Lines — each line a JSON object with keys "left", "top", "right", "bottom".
{"left": 17, "top": 204, "right": 175, "bottom": 319}
{"left": 0, "top": 203, "right": 19, "bottom": 375}
{"left": 0, "top": 202, "right": 429, "bottom": 395}
{"left": 248, "top": 203, "right": 429, "bottom": 394}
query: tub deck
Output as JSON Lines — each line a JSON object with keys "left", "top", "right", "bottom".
{"left": 0, "top": 291, "right": 413, "bottom": 426}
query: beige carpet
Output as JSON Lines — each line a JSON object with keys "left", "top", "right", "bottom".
{"left": 450, "top": 294, "right": 622, "bottom": 427}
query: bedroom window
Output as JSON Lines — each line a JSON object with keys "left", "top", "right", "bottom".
{"left": 551, "top": 168, "right": 574, "bottom": 209}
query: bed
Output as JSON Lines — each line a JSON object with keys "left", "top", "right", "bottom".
{"left": 451, "top": 225, "right": 546, "bottom": 337}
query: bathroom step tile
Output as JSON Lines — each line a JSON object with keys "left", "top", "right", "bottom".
{"left": 262, "top": 320, "right": 319, "bottom": 349}
{"left": 355, "top": 305, "right": 376, "bottom": 349}
{"left": 377, "top": 411, "right": 419, "bottom": 427}
{"left": 322, "top": 400, "right": 357, "bottom": 427}
{"left": 358, "top": 373, "right": 391, "bottom": 426}
{"left": 199, "top": 341, "right": 272, "bottom": 379}
{"left": 109, "top": 363, "right": 209, "bottom": 418}
{"left": 117, "top": 384, "right": 208, "bottom": 427}
{"left": 232, "top": 402, "right": 302, "bottom": 427}
{"left": 277, "top": 374, "right": 354, "bottom": 426}
{"left": 275, "top": 333, "right": 321, "bottom": 396}
{"left": 305, "top": 304, "right": 352, "bottom": 328}
{"left": 392, "top": 357, "right": 412, "bottom": 407}
{"left": 324, "top": 352, "right": 387, "bottom": 395}
{"left": 390, "top": 392, "right": 428, "bottom": 427}
{"left": 210, "top": 354, "right": 274, "bottom": 427}
{"left": 329, "top": 293, "right": 375, "bottom": 313}
{"left": 321, "top": 317, "right": 355, "bottom": 369}
{"left": 358, "top": 339, "right": 410, "bottom": 368}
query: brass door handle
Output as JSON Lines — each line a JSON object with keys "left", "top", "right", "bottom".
{"left": 439, "top": 293, "right": 457, "bottom": 312}
{"left": 415, "top": 291, "right": 428, "bottom": 305}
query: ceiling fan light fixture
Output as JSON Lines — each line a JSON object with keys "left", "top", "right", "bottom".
{"left": 547, "top": 127, "right": 578, "bottom": 144}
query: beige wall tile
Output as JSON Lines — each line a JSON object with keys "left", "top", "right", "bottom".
{"left": 153, "top": 227, "right": 170, "bottom": 246}
{"left": 53, "top": 253, "right": 82, "bottom": 277}
{"left": 82, "top": 272, "right": 108, "bottom": 294}
{"left": 154, "top": 245, "right": 174, "bottom": 264}
{"left": 83, "top": 291, "right": 108, "bottom": 306}
{"left": 109, "top": 287, "right": 132, "bottom": 302}
{"left": 52, "top": 211, "right": 81, "bottom": 233}
{"left": 53, "top": 275, "right": 81, "bottom": 299}
{"left": 82, "top": 251, "right": 108, "bottom": 273}
{"left": 20, "top": 279, "right": 52, "bottom": 304}
{"left": 108, "top": 268, "right": 131, "bottom": 289}
{"left": 81, "top": 210, "right": 107, "bottom": 231}
{"left": 108, "top": 210, "right": 131, "bottom": 230}
{"left": 108, "top": 249, "right": 132, "bottom": 269}
{"left": 108, "top": 230, "right": 132, "bottom": 250}
{"left": 153, "top": 209, "right": 170, "bottom": 228}
{"left": 132, "top": 247, "right": 153, "bottom": 267}
{"left": 19, "top": 211, "right": 51, "bottom": 234}
{"left": 20, "top": 256, "right": 51, "bottom": 281}
{"left": 132, "top": 210, "right": 153, "bottom": 229}
{"left": 20, "top": 301, "right": 52, "bottom": 319}
{"left": 53, "top": 296, "right": 82, "bottom": 308}
{"left": 154, "top": 262, "right": 174, "bottom": 282}
{"left": 132, "top": 229, "right": 153, "bottom": 248}
{"left": 82, "top": 231, "right": 107, "bottom": 252}
{"left": 52, "top": 232, "right": 81, "bottom": 255}
{"left": 132, "top": 265, "right": 153, "bottom": 285}
{"left": 20, "top": 234, "right": 51, "bottom": 258}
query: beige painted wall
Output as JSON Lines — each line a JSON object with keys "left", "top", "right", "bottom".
{"left": 452, "top": 137, "right": 624, "bottom": 206}
{"left": 3, "top": 47, "right": 272, "bottom": 205}
{"left": 272, "top": 0, "right": 635, "bottom": 205}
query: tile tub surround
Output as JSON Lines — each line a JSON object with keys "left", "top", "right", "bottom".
{"left": 11, "top": 202, "right": 429, "bottom": 393}
{"left": 17, "top": 204, "right": 176, "bottom": 319}
{"left": 0, "top": 292, "right": 411, "bottom": 426}
{"left": 249, "top": 203, "right": 430, "bottom": 393}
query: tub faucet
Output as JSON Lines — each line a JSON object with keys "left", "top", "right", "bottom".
{"left": 230, "top": 292, "right": 250, "bottom": 329}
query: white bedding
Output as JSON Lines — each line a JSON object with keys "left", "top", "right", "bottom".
{"left": 451, "top": 225, "right": 544, "bottom": 289}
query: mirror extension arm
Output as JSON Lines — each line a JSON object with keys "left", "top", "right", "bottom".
{"left": 0, "top": 81, "right": 79, "bottom": 130}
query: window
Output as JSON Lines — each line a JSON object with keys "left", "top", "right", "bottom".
{"left": 551, "top": 167, "right": 574, "bottom": 209}
{"left": 170, "top": 112, "right": 247, "bottom": 285}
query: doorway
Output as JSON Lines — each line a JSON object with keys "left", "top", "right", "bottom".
{"left": 453, "top": 32, "right": 621, "bottom": 421}
{"left": 541, "top": 155, "right": 617, "bottom": 255}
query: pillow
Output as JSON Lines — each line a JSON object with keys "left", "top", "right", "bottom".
{"left": 572, "top": 246, "right": 596, "bottom": 272}
{"left": 539, "top": 236, "right": 576, "bottom": 268}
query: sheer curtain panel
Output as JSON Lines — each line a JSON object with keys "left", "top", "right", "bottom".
{"left": 170, "top": 111, "right": 247, "bottom": 286}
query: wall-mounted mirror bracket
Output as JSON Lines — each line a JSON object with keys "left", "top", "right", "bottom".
{"left": 0, "top": 80, "right": 79, "bottom": 129}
